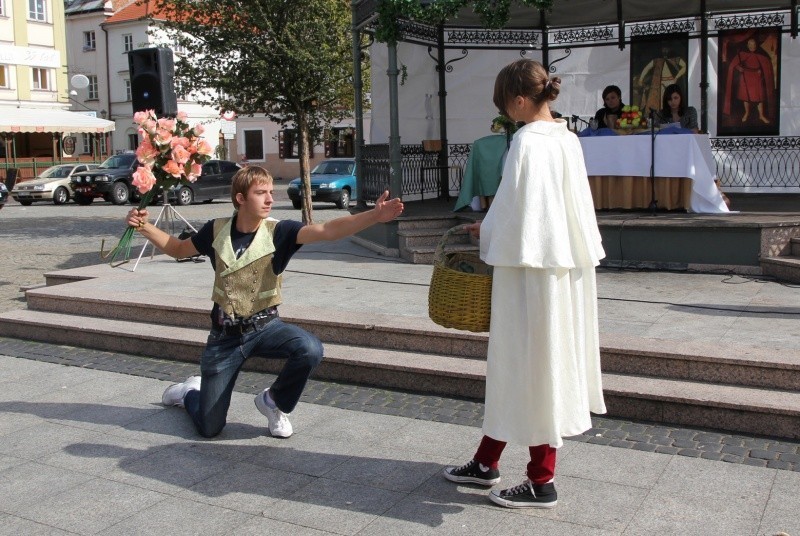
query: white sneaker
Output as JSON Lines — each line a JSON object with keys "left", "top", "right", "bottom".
{"left": 161, "top": 376, "right": 201, "bottom": 407}
{"left": 254, "top": 389, "right": 293, "bottom": 438}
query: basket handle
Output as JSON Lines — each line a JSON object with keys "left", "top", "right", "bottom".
{"left": 434, "top": 225, "right": 470, "bottom": 265}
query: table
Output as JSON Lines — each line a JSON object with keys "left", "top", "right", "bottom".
{"left": 579, "top": 133, "right": 729, "bottom": 213}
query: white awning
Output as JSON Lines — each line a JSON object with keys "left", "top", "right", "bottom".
{"left": 0, "top": 107, "right": 115, "bottom": 134}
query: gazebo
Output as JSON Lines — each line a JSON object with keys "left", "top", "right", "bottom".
{"left": 350, "top": 0, "right": 799, "bottom": 209}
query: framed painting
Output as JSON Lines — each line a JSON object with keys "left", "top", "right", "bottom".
{"left": 630, "top": 34, "right": 690, "bottom": 117}
{"left": 717, "top": 28, "right": 780, "bottom": 136}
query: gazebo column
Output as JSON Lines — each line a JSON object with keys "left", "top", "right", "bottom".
{"left": 52, "top": 133, "right": 60, "bottom": 163}
{"left": 435, "top": 24, "right": 450, "bottom": 200}
{"left": 700, "top": 1, "right": 709, "bottom": 132}
{"left": 351, "top": 0, "right": 366, "bottom": 208}
{"left": 387, "top": 39, "right": 402, "bottom": 198}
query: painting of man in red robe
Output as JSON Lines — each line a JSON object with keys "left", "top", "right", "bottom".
{"left": 718, "top": 28, "right": 780, "bottom": 136}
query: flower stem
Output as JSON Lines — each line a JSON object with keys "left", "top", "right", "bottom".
{"left": 101, "top": 190, "right": 157, "bottom": 267}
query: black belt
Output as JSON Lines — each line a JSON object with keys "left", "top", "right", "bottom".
{"left": 220, "top": 308, "right": 279, "bottom": 337}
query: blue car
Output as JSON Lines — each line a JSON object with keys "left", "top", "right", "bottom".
{"left": 287, "top": 158, "right": 356, "bottom": 209}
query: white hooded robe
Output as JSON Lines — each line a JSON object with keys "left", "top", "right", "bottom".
{"left": 479, "top": 119, "right": 607, "bottom": 448}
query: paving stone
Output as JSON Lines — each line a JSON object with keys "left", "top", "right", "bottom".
{"left": 750, "top": 449, "right": 778, "bottom": 461}
{"left": 767, "top": 460, "right": 793, "bottom": 470}
{"left": 655, "top": 446, "right": 681, "bottom": 455}
{"left": 721, "top": 445, "right": 749, "bottom": 457}
{"left": 678, "top": 449, "right": 702, "bottom": 457}
{"left": 779, "top": 453, "right": 800, "bottom": 464}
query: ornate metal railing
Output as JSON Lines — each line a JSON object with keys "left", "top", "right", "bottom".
{"left": 360, "top": 143, "right": 473, "bottom": 202}
{"left": 711, "top": 136, "right": 800, "bottom": 189}
{"left": 359, "top": 136, "right": 799, "bottom": 202}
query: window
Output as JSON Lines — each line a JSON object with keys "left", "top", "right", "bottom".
{"left": 81, "top": 134, "right": 106, "bottom": 155}
{"left": 123, "top": 34, "right": 133, "bottom": 53}
{"left": 87, "top": 75, "right": 98, "bottom": 100}
{"left": 243, "top": 130, "right": 264, "bottom": 161}
{"left": 0, "top": 0, "right": 5, "bottom": 16}
{"left": 83, "top": 31, "right": 96, "bottom": 51}
{"left": 128, "top": 133, "right": 138, "bottom": 151}
{"left": 278, "top": 129, "right": 313, "bottom": 159}
{"left": 32, "top": 68, "right": 50, "bottom": 90}
{"left": 81, "top": 134, "right": 92, "bottom": 154}
{"left": 172, "top": 38, "right": 186, "bottom": 55}
{"left": 175, "top": 80, "right": 187, "bottom": 100}
{"left": 28, "top": 0, "right": 46, "bottom": 21}
{"left": 124, "top": 79, "right": 131, "bottom": 101}
{"left": 0, "top": 65, "right": 7, "bottom": 88}
{"left": 325, "top": 127, "right": 355, "bottom": 158}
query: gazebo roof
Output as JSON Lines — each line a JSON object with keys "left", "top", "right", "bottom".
{"left": 446, "top": 1, "right": 790, "bottom": 29}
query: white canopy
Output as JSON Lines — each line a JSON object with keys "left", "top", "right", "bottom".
{"left": 0, "top": 107, "right": 115, "bottom": 134}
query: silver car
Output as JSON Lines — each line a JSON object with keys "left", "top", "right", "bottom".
{"left": 11, "top": 163, "right": 99, "bottom": 205}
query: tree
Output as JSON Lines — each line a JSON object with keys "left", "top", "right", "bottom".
{"left": 149, "top": 0, "right": 366, "bottom": 223}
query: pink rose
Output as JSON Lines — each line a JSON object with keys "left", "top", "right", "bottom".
{"left": 192, "top": 124, "right": 205, "bottom": 136}
{"left": 196, "top": 140, "right": 213, "bottom": 156}
{"left": 162, "top": 159, "right": 183, "bottom": 178}
{"left": 132, "top": 165, "right": 157, "bottom": 193}
{"left": 176, "top": 111, "right": 188, "bottom": 122}
{"left": 171, "top": 145, "right": 191, "bottom": 166}
{"left": 190, "top": 162, "right": 202, "bottom": 178}
{"left": 136, "top": 138, "right": 160, "bottom": 165}
{"left": 170, "top": 136, "right": 191, "bottom": 149}
{"left": 157, "top": 118, "right": 176, "bottom": 132}
{"left": 155, "top": 128, "right": 173, "bottom": 146}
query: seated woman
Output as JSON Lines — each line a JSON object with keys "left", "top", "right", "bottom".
{"left": 593, "top": 85, "right": 624, "bottom": 129}
{"left": 654, "top": 84, "right": 699, "bottom": 133}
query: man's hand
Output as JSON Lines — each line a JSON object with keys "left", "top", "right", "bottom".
{"left": 127, "top": 208, "right": 149, "bottom": 229}
{"left": 373, "top": 190, "right": 404, "bottom": 223}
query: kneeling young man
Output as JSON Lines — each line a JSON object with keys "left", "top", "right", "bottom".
{"left": 126, "top": 166, "right": 403, "bottom": 438}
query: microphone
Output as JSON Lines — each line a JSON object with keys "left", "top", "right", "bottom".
{"left": 571, "top": 114, "right": 589, "bottom": 127}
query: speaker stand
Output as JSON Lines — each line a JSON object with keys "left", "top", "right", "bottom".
{"left": 132, "top": 201, "right": 197, "bottom": 272}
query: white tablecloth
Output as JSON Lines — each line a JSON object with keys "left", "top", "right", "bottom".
{"left": 579, "top": 134, "right": 729, "bottom": 213}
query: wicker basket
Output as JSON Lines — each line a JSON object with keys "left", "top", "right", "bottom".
{"left": 428, "top": 226, "right": 493, "bottom": 332}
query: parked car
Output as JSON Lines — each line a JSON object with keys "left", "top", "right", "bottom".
{"left": 0, "top": 182, "right": 7, "bottom": 209}
{"left": 70, "top": 153, "right": 140, "bottom": 205}
{"left": 163, "top": 160, "right": 242, "bottom": 205}
{"left": 10, "top": 163, "right": 99, "bottom": 206}
{"left": 287, "top": 158, "right": 356, "bottom": 209}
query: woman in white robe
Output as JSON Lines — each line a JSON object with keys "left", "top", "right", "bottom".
{"left": 443, "top": 59, "right": 606, "bottom": 509}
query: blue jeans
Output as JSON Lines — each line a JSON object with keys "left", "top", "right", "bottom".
{"left": 183, "top": 318, "right": 324, "bottom": 438}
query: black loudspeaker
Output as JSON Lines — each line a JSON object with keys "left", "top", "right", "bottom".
{"left": 128, "top": 47, "right": 178, "bottom": 116}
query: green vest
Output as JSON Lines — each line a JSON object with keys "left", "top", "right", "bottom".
{"left": 211, "top": 217, "right": 282, "bottom": 320}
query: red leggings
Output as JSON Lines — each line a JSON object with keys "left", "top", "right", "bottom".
{"left": 474, "top": 435, "right": 556, "bottom": 484}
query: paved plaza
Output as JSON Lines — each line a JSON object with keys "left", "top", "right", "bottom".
{"left": 1, "top": 195, "right": 799, "bottom": 534}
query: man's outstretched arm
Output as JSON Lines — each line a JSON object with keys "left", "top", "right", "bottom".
{"left": 297, "top": 190, "right": 404, "bottom": 245}
{"left": 126, "top": 208, "right": 200, "bottom": 259}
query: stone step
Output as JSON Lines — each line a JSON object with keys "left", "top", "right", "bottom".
{"left": 21, "top": 286, "right": 490, "bottom": 358}
{"left": 602, "top": 373, "right": 800, "bottom": 439}
{"left": 397, "top": 227, "right": 472, "bottom": 249}
{"left": 18, "top": 286, "right": 800, "bottom": 390}
{"left": 401, "top": 243, "right": 480, "bottom": 264}
{"left": 396, "top": 215, "right": 461, "bottom": 232}
{"left": 760, "top": 255, "right": 800, "bottom": 284}
{"left": 1, "top": 309, "right": 798, "bottom": 438}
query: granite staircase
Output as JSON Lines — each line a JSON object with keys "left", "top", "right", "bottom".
{"left": 761, "top": 236, "right": 800, "bottom": 283}
{"left": 0, "top": 264, "right": 799, "bottom": 440}
{"left": 396, "top": 214, "right": 479, "bottom": 264}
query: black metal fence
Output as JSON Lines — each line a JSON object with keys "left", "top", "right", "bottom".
{"left": 359, "top": 136, "right": 800, "bottom": 202}
{"left": 711, "top": 136, "right": 800, "bottom": 189}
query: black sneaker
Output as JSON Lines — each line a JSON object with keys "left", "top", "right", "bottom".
{"left": 443, "top": 459, "right": 500, "bottom": 486}
{"left": 489, "top": 480, "right": 557, "bottom": 508}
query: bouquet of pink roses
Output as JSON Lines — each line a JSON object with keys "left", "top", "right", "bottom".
{"left": 102, "top": 109, "right": 212, "bottom": 266}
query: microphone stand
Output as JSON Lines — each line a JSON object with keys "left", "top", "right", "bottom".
{"left": 571, "top": 115, "right": 590, "bottom": 131}
{"left": 648, "top": 108, "right": 658, "bottom": 214}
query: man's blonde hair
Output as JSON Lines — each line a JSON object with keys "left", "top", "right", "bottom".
{"left": 230, "top": 166, "right": 273, "bottom": 209}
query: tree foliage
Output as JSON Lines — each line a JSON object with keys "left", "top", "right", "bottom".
{"left": 374, "top": 0, "right": 554, "bottom": 44}
{"left": 149, "top": 0, "right": 366, "bottom": 223}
